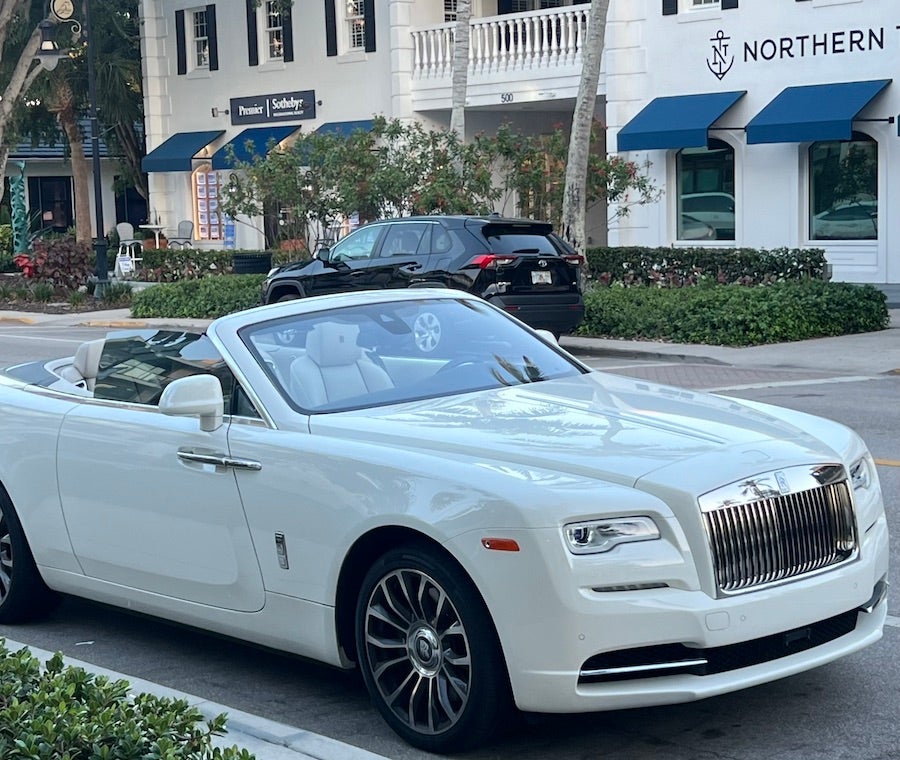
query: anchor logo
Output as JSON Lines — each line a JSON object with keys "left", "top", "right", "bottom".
{"left": 707, "top": 30, "right": 734, "bottom": 80}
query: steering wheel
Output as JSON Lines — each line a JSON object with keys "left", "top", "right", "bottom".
{"left": 437, "top": 356, "right": 483, "bottom": 375}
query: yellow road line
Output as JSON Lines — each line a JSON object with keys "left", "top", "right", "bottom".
{"left": 874, "top": 459, "right": 900, "bottom": 467}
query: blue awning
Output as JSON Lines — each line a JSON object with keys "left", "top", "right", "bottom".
{"left": 315, "top": 119, "right": 375, "bottom": 136}
{"left": 746, "top": 79, "right": 891, "bottom": 144}
{"left": 142, "top": 130, "right": 224, "bottom": 173}
{"left": 211, "top": 126, "right": 300, "bottom": 169}
{"left": 617, "top": 91, "right": 746, "bottom": 152}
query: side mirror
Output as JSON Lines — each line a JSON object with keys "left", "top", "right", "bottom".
{"left": 535, "top": 329, "right": 558, "bottom": 345}
{"left": 315, "top": 246, "right": 330, "bottom": 261}
{"left": 159, "top": 374, "right": 224, "bottom": 432}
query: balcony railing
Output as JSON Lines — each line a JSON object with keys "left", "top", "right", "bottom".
{"left": 411, "top": 6, "right": 589, "bottom": 80}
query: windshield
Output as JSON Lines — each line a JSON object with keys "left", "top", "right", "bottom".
{"left": 241, "top": 297, "right": 584, "bottom": 413}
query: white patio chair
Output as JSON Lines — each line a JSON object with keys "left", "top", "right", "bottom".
{"left": 167, "top": 220, "right": 195, "bottom": 249}
{"left": 114, "top": 222, "right": 143, "bottom": 279}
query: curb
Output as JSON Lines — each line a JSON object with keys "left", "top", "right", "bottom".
{"left": 3, "top": 638, "right": 389, "bottom": 760}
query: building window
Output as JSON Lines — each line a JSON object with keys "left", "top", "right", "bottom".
{"left": 809, "top": 133, "right": 877, "bottom": 241}
{"left": 192, "top": 166, "right": 225, "bottom": 241}
{"left": 192, "top": 9, "right": 210, "bottom": 68}
{"left": 691, "top": 0, "right": 719, "bottom": 6}
{"left": 345, "top": 0, "right": 366, "bottom": 50}
{"left": 676, "top": 139, "right": 735, "bottom": 241}
{"left": 264, "top": 1, "right": 284, "bottom": 59}
{"left": 444, "top": 0, "right": 457, "bottom": 22}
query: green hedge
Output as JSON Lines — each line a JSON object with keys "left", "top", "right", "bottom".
{"left": 136, "top": 248, "right": 307, "bottom": 282}
{"left": 0, "top": 642, "right": 253, "bottom": 759}
{"left": 579, "top": 280, "right": 888, "bottom": 346}
{"left": 131, "top": 274, "right": 266, "bottom": 319}
{"left": 130, "top": 274, "right": 889, "bottom": 347}
{"left": 584, "top": 246, "right": 828, "bottom": 287}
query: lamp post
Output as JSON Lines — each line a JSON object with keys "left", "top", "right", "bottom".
{"left": 36, "top": 0, "right": 108, "bottom": 298}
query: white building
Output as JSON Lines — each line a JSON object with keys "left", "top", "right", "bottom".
{"left": 137, "top": 0, "right": 896, "bottom": 297}
{"left": 137, "top": 0, "right": 598, "bottom": 250}
{"left": 606, "top": 0, "right": 897, "bottom": 298}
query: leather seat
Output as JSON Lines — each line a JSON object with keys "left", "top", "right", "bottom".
{"left": 60, "top": 338, "right": 105, "bottom": 391}
{"left": 289, "top": 323, "right": 393, "bottom": 408}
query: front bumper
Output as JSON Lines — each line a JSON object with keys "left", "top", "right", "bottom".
{"left": 445, "top": 511, "right": 889, "bottom": 714}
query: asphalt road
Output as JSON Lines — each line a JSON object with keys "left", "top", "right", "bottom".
{"left": 0, "top": 325, "right": 897, "bottom": 760}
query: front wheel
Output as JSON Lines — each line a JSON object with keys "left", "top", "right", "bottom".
{"left": 355, "top": 546, "right": 509, "bottom": 752}
{"left": 0, "top": 489, "right": 56, "bottom": 623}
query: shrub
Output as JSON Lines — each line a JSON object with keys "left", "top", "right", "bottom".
{"left": 0, "top": 225, "right": 12, "bottom": 272}
{"left": 137, "top": 249, "right": 303, "bottom": 283}
{"left": 0, "top": 642, "right": 253, "bottom": 759}
{"left": 131, "top": 274, "right": 265, "bottom": 319}
{"left": 15, "top": 237, "right": 94, "bottom": 291}
{"left": 578, "top": 280, "right": 888, "bottom": 346}
{"left": 584, "top": 246, "right": 828, "bottom": 287}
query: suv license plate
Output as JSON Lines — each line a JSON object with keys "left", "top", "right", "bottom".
{"left": 531, "top": 271, "right": 552, "bottom": 285}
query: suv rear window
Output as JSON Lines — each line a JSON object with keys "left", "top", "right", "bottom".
{"left": 477, "top": 223, "right": 559, "bottom": 255}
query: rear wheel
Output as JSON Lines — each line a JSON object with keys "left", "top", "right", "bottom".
{"left": 355, "top": 545, "right": 509, "bottom": 753}
{"left": 0, "top": 490, "right": 56, "bottom": 623}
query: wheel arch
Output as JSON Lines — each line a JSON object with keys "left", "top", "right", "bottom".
{"left": 334, "top": 525, "right": 503, "bottom": 667}
{"left": 267, "top": 281, "right": 305, "bottom": 303}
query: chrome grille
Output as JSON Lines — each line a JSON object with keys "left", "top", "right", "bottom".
{"left": 700, "top": 465, "right": 858, "bottom": 596}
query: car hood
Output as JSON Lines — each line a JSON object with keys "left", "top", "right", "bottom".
{"left": 309, "top": 371, "right": 840, "bottom": 489}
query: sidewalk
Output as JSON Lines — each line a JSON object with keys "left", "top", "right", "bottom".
{"left": 2, "top": 307, "right": 899, "bottom": 376}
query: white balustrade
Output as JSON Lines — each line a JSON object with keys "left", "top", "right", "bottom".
{"left": 410, "top": 6, "right": 589, "bottom": 81}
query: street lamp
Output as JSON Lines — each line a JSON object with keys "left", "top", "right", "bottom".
{"left": 35, "top": 0, "right": 109, "bottom": 298}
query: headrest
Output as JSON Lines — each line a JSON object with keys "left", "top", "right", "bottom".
{"left": 73, "top": 339, "right": 105, "bottom": 380}
{"left": 306, "top": 322, "right": 362, "bottom": 367}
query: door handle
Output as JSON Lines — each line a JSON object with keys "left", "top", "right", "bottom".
{"left": 177, "top": 448, "right": 262, "bottom": 471}
{"left": 401, "top": 264, "right": 422, "bottom": 271}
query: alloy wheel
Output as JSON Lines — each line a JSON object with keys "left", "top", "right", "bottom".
{"left": 363, "top": 568, "right": 472, "bottom": 736}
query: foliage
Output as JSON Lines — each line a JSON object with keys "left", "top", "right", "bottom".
{"left": 14, "top": 0, "right": 146, "bottom": 200}
{"left": 219, "top": 117, "right": 658, "bottom": 246}
{"left": 131, "top": 275, "right": 266, "bottom": 319}
{"left": 578, "top": 280, "right": 888, "bottom": 346}
{"left": 12, "top": 237, "right": 93, "bottom": 290}
{"left": 135, "top": 248, "right": 299, "bottom": 282}
{"left": 0, "top": 642, "right": 253, "bottom": 759}
{"left": 101, "top": 281, "right": 134, "bottom": 306}
{"left": 584, "top": 246, "right": 828, "bottom": 287}
{"left": 493, "top": 120, "right": 659, "bottom": 228}
{"left": 0, "top": 225, "right": 12, "bottom": 272}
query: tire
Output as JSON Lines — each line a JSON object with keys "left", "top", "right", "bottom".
{"left": 355, "top": 544, "right": 509, "bottom": 753}
{"left": 276, "top": 293, "right": 300, "bottom": 302}
{"left": 0, "top": 489, "right": 56, "bottom": 623}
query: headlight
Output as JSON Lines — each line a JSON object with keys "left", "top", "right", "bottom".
{"left": 563, "top": 516, "right": 660, "bottom": 555}
{"left": 266, "top": 267, "right": 280, "bottom": 278}
{"left": 849, "top": 456, "right": 872, "bottom": 490}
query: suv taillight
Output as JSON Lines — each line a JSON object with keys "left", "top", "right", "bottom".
{"left": 563, "top": 254, "right": 584, "bottom": 266}
{"left": 466, "top": 254, "right": 518, "bottom": 269}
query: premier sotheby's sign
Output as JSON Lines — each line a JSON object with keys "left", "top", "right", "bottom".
{"left": 230, "top": 90, "right": 316, "bottom": 125}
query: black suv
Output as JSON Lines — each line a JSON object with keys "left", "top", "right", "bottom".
{"left": 261, "top": 215, "right": 585, "bottom": 335}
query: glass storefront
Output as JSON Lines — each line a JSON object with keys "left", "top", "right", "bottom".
{"left": 676, "top": 139, "right": 735, "bottom": 241}
{"left": 809, "top": 133, "right": 877, "bottom": 241}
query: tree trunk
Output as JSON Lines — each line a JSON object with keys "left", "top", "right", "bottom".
{"left": 56, "top": 92, "right": 93, "bottom": 244}
{"left": 449, "top": 0, "right": 471, "bottom": 139}
{"left": 560, "top": 0, "right": 609, "bottom": 254}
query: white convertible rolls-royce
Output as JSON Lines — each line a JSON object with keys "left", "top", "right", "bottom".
{"left": 0, "top": 289, "right": 888, "bottom": 752}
